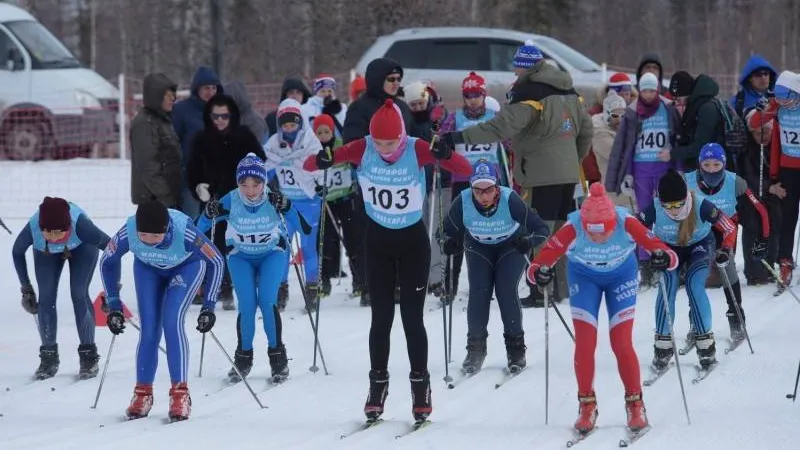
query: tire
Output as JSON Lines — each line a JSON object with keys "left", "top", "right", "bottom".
{"left": 1, "top": 114, "right": 54, "bottom": 160}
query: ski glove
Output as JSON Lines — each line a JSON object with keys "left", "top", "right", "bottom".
{"left": 751, "top": 238, "right": 768, "bottom": 261}
{"left": 195, "top": 183, "right": 211, "bottom": 202}
{"left": 533, "top": 265, "right": 553, "bottom": 286}
{"left": 433, "top": 132, "right": 461, "bottom": 160}
{"left": 322, "top": 98, "right": 342, "bottom": 116}
{"left": 715, "top": 248, "right": 732, "bottom": 268}
{"left": 441, "top": 236, "right": 462, "bottom": 255}
{"left": 268, "top": 191, "right": 291, "bottom": 213}
{"left": 107, "top": 310, "right": 126, "bottom": 335}
{"left": 621, "top": 175, "right": 635, "bottom": 197}
{"left": 205, "top": 197, "right": 221, "bottom": 218}
{"left": 20, "top": 284, "right": 37, "bottom": 315}
{"left": 316, "top": 148, "right": 334, "bottom": 170}
{"left": 196, "top": 309, "right": 216, "bottom": 333}
{"left": 649, "top": 249, "right": 673, "bottom": 271}
{"left": 510, "top": 236, "right": 532, "bottom": 255}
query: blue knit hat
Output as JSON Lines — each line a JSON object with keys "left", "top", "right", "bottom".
{"left": 470, "top": 159, "right": 498, "bottom": 187}
{"left": 699, "top": 142, "right": 726, "bottom": 164}
{"left": 236, "top": 153, "right": 267, "bottom": 183}
{"left": 513, "top": 40, "right": 543, "bottom": 69}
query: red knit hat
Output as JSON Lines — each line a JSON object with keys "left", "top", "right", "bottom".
{"left": 462, "top": 71, "right": 487, "bottom": 96}
{"left": 608, "top": 72, "right": 632, "bottom": 87}
{"left": 38, "top": 196, "right": 71, "bottom": 231}
{"left": 369, "top": 99, "right": 404, "bottom": 140}
{"left": 580, "top": 184, "right": 617, "bottom": 235}
{"left": 312, "top": 113, "right": 335, "bottom": 132}
{"left": 350, "top": 75, "right": 366, "bottom": 101}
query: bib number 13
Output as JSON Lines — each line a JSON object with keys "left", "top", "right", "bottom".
{"left": 367, "top": 186, "right": 409, "bottom": 210}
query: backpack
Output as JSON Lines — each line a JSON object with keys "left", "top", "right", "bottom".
{"left": 713, "top": 98, "right": 748, "bottom": 170}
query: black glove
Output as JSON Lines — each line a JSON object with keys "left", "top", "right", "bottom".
{"left": 649, "top": 249, "right": 672, "bottom": 270}
{"left": 751, "top": 238, "right": 768, "bottom": 261}
{"left": 431, "top": 121, "right": 441, "bottom": 133}
{"left": 196, "top": 309, "right": 216, "bottom": 333}
{"left": 268, "top": 191, "right": 290, "bottom": 212}
{"left": 205, "top": 197, "right": 221, "bottom": 218}
{"left": 441, "top": 236, "right": 462, "bottom": 255}
{"left": 322, "top": 98, "right": 342, "bottom": 116}
{"left": 510, "top": 236, "right": 532, "bottom": 255}
{"left": 107, "top": 310, "right": 126, "bottom": 335}
{"left": 756, "top": 96, "right": 771, "bottom": 112}
{"left": 432, "top": 132, "right": 460, "bottom": 160}
{"left": 316, "top": 148, "right": 334, "bottom": 170}
{"left": 534, "top": 265, "right": 553, "bottom": 286}
{"left": 715, "top": 248, "right": 732, "bottom": 268}
{"left": 21, "top": 284, "right": 37, "bottom": 314}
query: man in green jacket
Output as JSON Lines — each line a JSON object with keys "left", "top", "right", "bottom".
{"left": 436, "top": 41, "right": 593, "bottom": 307}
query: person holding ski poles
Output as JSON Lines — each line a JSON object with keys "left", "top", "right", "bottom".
{"left": 441, "top": 160, "right": 549, "bottom": 375}
{"left": 12, "top": 197, "right": 110, "bottom": 380}
{"left": 305, "top": 99, "right": 471, "bottom": 424}
{"left": 99, "top": 201, "right": 224, "bottom": 421}
{"left": 196, "top": 153, "right": 299, "bottom": 383}
{"left": 637, "top": 169, "right": 737, "bottom": 373}
{"left": 527, "top": 183, "right": 678, "bottom": 434}
{"left": 684, "top": 143, "right": 771, "bottom": 341}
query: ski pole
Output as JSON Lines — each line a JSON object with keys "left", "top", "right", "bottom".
{"left": 524, "top": 256, "right": 575, "bottom": 342}
{"left": 198, "top": 206, "right": 218, "bottom": 378}
{"left": 657, "top": 272, "right": 692, "bottom": 425}
{"left": 209, "top": 331, "right": 266, "bottom": 409}
{"left": 311, "top": 169, "right": 329, "bottom": 374}
{"left": 0, "top": 217, "right": 11, "bottom": 234}
{"left": 717, "top": 263, "right": 754, "bottom": 354}
{"left": 759, "top": 259, "right": 800, "bottom": 306}
{"left": 447, "top": 256, "right": 454, "bottom": 364}
{"left": 91, "top": 335, "right": 116, "bottom": 409}
{"left": 787, "top": 359, "right": 800, "bottom": 402}
{"left": 544, "top": 287, "right": 550, "bottom": 425}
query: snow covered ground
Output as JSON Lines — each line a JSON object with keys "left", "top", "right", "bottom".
{"left": 1, "top": 160, "right": 799, "bottom": 449}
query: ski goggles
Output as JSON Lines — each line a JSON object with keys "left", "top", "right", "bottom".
{"left": 661, "top": 200, "right": 686, "bottom": 210}
{"left": 609, "top": 85, "right": 632, "bottom": 93}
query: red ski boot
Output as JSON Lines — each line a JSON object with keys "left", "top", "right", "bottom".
{"left": 625, "top": 392, "right": 649, "bottom": 431}
{"left": 574, "top": 392, "right": 598, "bottom": 433}
{"left": 168, "top": 382, "right": 191, "bottom": 422}
{"left": 125, "top": 384, "right": 153, "bottom": 420}
{"left": 779, "top": 258, "right": 793, "bottom": 287}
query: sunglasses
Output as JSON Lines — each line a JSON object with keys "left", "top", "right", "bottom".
{"left": 211, "top": 113, "right": 230, "bottom": 121}
{"left": 609, "top": 112, "right": 624, "bottom": 119}
{"left": 610, "top": 85, "right": 632, "bottom": 93}
{"left": 661, "top": 200, "right": 685, "bottom": 210}
{"left": 385, "top": 76, "right": 402, "bottom": 83}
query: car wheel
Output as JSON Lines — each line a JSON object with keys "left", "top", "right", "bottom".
{"left": 1, "top": 116, "right": 53, "bottom": 160}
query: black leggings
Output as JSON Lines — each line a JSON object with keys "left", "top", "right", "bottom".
{"left": 366, "top": 219, "right": 430, "bottom": 372}
{"left": 320, "top": 195, "right": 366, "bottom": 290}
{"left": 778, "top": 168, "right": 800, "bottom": 262}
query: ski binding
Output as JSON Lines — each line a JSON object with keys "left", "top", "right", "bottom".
{"left": 394, "top": 419, "right": 431, "bottom": 438}
{"left": 566, "top": 427, "right": 598, "bottom": 447}
{"left": 619, "top": 425, "right": 651, "bottom": 447}
{"left": 692, "top": 362, "right": 718, "bottom": 384}
{"left": 339, "top": 418, "right": 383, "bottom": 439}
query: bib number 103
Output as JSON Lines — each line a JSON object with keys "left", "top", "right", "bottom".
{"left": 367, "top": 186, "right": 410, "bottom": 210}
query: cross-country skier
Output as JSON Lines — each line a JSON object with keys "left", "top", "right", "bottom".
{"left": 684, "top": 143, "right": 771, "bottom": 340}
{"left": 638, "top": 169, "right": 737, "bottom": 371}
{"left": 197, "top": 154, "right": 297, "bottom": 383}
{"left": 99, "top": 201, "right": 224, "bottom": 421}
{"left": 441, "top": 160, "right": 549, "bottom": 375}
{"left": 264, "top": 98, "right": 324, "bottom": 311}
{"left": 305, "top": 99, "right": 471, "bottom": 424}
{"left": 12, "top": 197, "right": 110, "bottom": 380}
{"left": 527, "top": 183, "right": 678, "bottom": 433}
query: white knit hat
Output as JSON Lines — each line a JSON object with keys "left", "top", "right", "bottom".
{"left": 603, "top": 91, "right": 626, "bottom": 112}
{"left": 775, "top": 70, "right": 800, "bottom": 98}
{"left": 403, "top": 81, "right": 429, "bottom": 103}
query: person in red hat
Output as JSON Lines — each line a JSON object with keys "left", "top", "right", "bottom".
{"left": 588, "top": 72, "right": 636, "bottom": 115}
{"left": 305, "top": 98, "right": 471, "bottom": 425}
{"left": 11, "top": 197, "right": 111, "bottom": 380}
{"left": 527, "top": 183, "right": 678, "bottom": 436}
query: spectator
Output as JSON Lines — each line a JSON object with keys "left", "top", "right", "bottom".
{"left": 670, "top": 72, "right": 728, "bottom": 171}
{"left": 590, "top": 91, "right": 628, "bottom": 205}
{"left": 587, "top": 72, "right": 637, "bottom": 115}
{"left": 130, "top": 73, "right": 181, "bottom": 208}
{"left": 301, "top": 74, "right": 349, "bottom": 138}
{"left": 350, "top": 75, "right": 367, "bottom": 102}
{"left": 265, "top": 77, "right": 311, "bottom": 138}
{"left": 636, "top": 53, "right": 671, "bottom": 100}
{"left": 224, "top": 80, "right": 268, "bottom": 144}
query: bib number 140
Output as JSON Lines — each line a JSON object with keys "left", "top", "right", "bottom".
{"left": 367, "top": 186, "right": 409, "bottom": 210}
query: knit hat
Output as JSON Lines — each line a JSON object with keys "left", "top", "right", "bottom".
{"left": 135, "top": 201, "right": 169, "bottom": 234}
{"left": 658, "top": 169, "right": 688, "bottom": 203}
{"left": 277, "top": 99, "right": 303, "bottom": 127}
{"left": 603, "top": 91, "right": 626, "bottom": 113}
{"left": 469, "top": 160, "right": 498, "bottom": 187}
{"left": 403, "top": 81, "right": 429, "bottom": 104}
{"left": 699, "top": 142, "right": 726, "bottom": 164}
{"left": 580, "top": 184, "right": 617, "bottom": 235}
{"left": 669, "top": 71, "right": 694, "bottom": 97}
{"left": 312, "top": 74, "right": 336, "bottom": 94}
{"left": 774, "top": 70, "right": 800, "bottom": 99}
{"left": 236, "top": 152, "right": 267, "bottom": 183}
{"left": 512, "top": 40, "right": 543, "bottom": 69}
{"left": 638, "top": 72, "right": 659, "bottom": 92}
{"left": 369, "top": 99, "right": 405, "bottom": 140}
{"left": 312, "top": 114, "right": 335, "bottom": 132}
{"left": 462, "top": 71, "right": 487, "bottom": 97}
{"left": 38, "top": 197, "right": 71, "bottom": 231}
{"left": 350, "top": 75, "right": 366, "bottom": 101}
{"left": 608, "top": 72, "right": 632, "bottom": 88}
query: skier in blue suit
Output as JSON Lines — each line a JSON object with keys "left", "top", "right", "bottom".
{"left": 99, "top": 201, "right": 224, "bottom": 422}
{"left": 197, "top": 153, "right": 299, "bottom": 383}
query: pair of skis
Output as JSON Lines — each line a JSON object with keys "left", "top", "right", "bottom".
{"left": 446, "top": 366, "right": 525, "bottom": 390}
{"left": 339, "top": 418, "right": 431, "bottom": 439}
{"left": 643, "top": 360, "right": 718, "bottom": 386}
{"left": 566, "top": 425, "right": 652, "bottom": 447}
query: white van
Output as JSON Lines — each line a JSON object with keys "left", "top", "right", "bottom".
{"left": 0, "top": 3, "right": 118, "bottom": 160}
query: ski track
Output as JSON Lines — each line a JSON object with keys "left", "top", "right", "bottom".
{"left": 1, "top": 210, "right": 800, "bottom": 449}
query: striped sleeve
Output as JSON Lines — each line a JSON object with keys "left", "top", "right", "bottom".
{"left": 185, "top": 223, "right": 224, "bottom": 310}
{"left": 99, "top": 225, "right": 129, "bottom": 311}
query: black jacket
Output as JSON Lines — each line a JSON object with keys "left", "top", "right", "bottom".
{"left": 342, "top": 57, "right": 415, "bottom": 143}
{"left": 187, "top": 94, "right": 267, "bottom": 201}
{"left": 265, "top": 78, "right": 311, "bottom": 137}
{"left": 672, "top": 75, "right": 727, "bottom": 171}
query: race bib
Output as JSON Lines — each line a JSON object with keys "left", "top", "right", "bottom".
{"left": 321, "top": 165, "right": 353, "bottom": 191}
{"left": 634, "top": 129, "right": 668, "bottom": 162}
{"left": 456, "top": 142, "right": 499, "bottom": 165}
{"left": 780, "top": 125, "right": 800, "bottom": 157}
{"left": 359, "top": 178, "right": 423, "bottom": 215}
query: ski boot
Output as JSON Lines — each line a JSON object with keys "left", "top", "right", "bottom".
{"left": 574, "top": 392, "right": 598, "bottom": 433}
{"left": 77, "top": 343, "right": 99, "bottom": 380}
{"left": 227, "top": 349, "right": 253, "bottom": 382}
{"left": 504, "top": 333, "right": 527, "bottom": 373}
{"left": 277, "top": 282, "right": 289, "bottom": 311}
{"left": 320, "top": 277, "right": 332, "bottom": 297}
{"left": 779, "top": 258, "right": 793, "bottom": 287}
{"left": 364, "top": 369, "right": 389, "bottom": 421}
{"left": 520, "top": 286, "right": 545, "bottom": 308}
{"left": 461, "top": 333, "right": 487, "bottom": 374}
{"left": 359, "top": 291, "right": 370, "bottom": 307}
{"left": 723, "top": 280, "right": 746, "bottom": 341}
{"left": 268, "top": 344, "right": 289, "bottom": 382}
{"left": 125, "top": 383, "right": 153, "bottom": 419}
{"left": 218, "top": 280, "right": 235, "bottom": 311}
{"left": 428, "top": 281, "right": 444, "bottom": 298}
{"left": 304, "top": 283, "right": 320, "bottom": 312}
{"left": 695, "top": 332, "right": 717, "bottom": 369}
{"left": 34, "top": 344, "right": 59, "bottom": 380}
{"left": 168, "top": 382, "right": 191, "bottom": 422}
{"left": 726, "top": 311, "right": 746, "bottom": 342}
{"left": 624, "top": 392, "right": 648, "bottom": 431}
{"left": 652, "top": 334, "right": 673, "bottom": 370}
{"left": 410, "top": 370, "right": 432, "bottom": 421}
